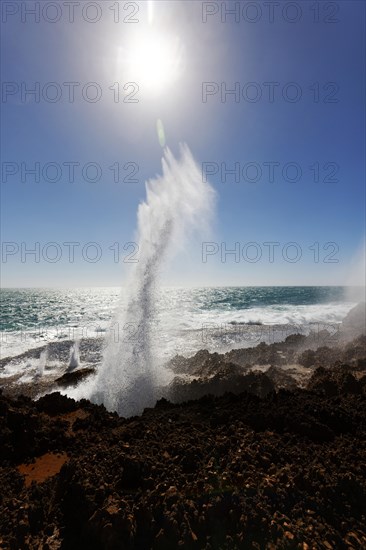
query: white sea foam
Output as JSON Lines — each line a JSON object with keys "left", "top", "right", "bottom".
{"left": 1, "top": 296, "right": 357, "bottom": 365}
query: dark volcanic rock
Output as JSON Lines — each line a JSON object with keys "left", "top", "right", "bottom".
{"left": 0, "top": 392, "right": 71, "bottom": 464}
{"left": 265, "top": 365, "right": 298, "bottom": 390}
{"left": 55, "top": 367, "right": 95, "bottom": 387}
{"left": 1, "top": 376, "right": 366, "bottom": 549}
{"left": 167, "top": 370, "right": 275, "bottom": 403}
{"left": 308, "top": 365, "right": 363, "bottom": 397}
{"left": 168, "top": 336, "right": 366, "bottom": 385}
{"left": 36, "top": 392, "right": 79, "bottom": 415}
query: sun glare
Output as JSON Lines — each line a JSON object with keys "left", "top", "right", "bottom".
{"left": 125, "top": 29, "right": 184, "bottom": 95}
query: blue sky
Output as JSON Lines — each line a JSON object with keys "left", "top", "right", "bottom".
{"left": 1, "top": 0, "right": 365, "bottom": 287}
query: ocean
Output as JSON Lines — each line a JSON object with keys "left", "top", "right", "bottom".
{"left": 0, "top": 286, "right": 358, "bottom": 362}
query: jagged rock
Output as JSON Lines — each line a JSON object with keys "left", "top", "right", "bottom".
{"left": 307, "top": 365, "right": 362, "bottom": 397}
{"left": 1, "top": 323, "right": 366, "bottom": 549}
{"left": 55, "top": 367, "right": 95, "bottom": 387}
{"left": 0, "top": 385, "right": 366, "bottom": 548}
{"left": 167, "top": 370, "right": 274, "bottom": 403}
{"left": 298, "top": 349, "right": 317, "bottom": 368}
{"left": 36, "top": 392, "right": 78, "bottom": 415}
{"left": 265, "top": 365, "right": 298, "bottom": 390}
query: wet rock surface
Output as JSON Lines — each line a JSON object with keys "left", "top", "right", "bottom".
{"left": 1, "top": 363, "right": 366, "bottom": 549}
{"left": 166, "top": 335, "right": 366, "bottom": 401}
{"left": 169, "top": 334, "right": 366, "bottom": 375}
{"left": 2, "top": 316, "right": 365, "bottom": 402}
{"left": 55, "top": 367, "right": 96, "bottom": 387}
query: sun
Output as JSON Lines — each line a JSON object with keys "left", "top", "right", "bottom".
{"left": 124, "top": 29, "right": 184, "bottom": 95}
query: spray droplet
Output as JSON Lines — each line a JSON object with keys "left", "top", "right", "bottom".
{"left": 156, "top": 118, "right": 166, "bottom": 148}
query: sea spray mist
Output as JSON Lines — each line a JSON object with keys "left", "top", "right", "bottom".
{"left": 89, "top": 145, "right": 216, "bottom": 415}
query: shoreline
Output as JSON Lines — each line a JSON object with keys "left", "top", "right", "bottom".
{"left": 0, "top": 304, "right": 365, "bottom": 548}
{"left": 1, "top": 323, "right": 364, "bottom": 404}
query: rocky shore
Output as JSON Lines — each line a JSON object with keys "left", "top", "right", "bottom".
{"left": 1, "top": 303, "right": 365, "bottom": 548}
{"left": 1, "top": 360, "right": 366, "bottom": 549}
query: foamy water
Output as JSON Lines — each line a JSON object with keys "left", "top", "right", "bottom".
{"left": 0, "top": 285, "right": 360, "bottom": 412}
{"left": 1, "top": 288, "right": 358, "bottom": 361}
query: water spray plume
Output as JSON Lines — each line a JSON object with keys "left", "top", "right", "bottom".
{"left": 87, "top": 145, "right": 216, "bottom": 416}
{"left": 68, "top": 341, "right": 81, "bottom": 372}
{"left": 37, "top": 348, "right": 48, "bottom": 378}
